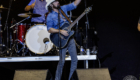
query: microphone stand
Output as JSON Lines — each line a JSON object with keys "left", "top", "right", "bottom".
{"left": 0, "top": 7, "right": 4, "bottom": 55}
{"left": 58, "top": 8, "right": 62, "bottom": 58}
{"left": 69, "top": 0, "right": 72, "bottom": 21}
{"left": 83, "top": 0, "right": 90, "bottom": 69}
{"left": 84, "top": 0, "right": 90, "bottom": 49}
{"left": 3, "top": 0, "right": 13, "bottom": 55}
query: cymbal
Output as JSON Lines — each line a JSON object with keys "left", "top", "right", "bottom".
{"left": 18, "top": 13, "right": 41, "bottom": 18}
{"left": 0, "top": 5, "right": 8, "bottom": 10}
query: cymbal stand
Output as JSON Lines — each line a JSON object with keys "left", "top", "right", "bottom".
{"left": 69, "top": 1, "right": 72, "bottom": 21}
{"left": 0, "top": 9, "right": 4, "bottom": 55}
{"left": 10, "top": 16, "right": 30, "bottom": 28}
{"left": 3, "top": 0, "right": 13, "bottom": 55}
{"left": 16, "top": 40, "right": 26, "bottom": 56}
{"left": 10, "top": 18, "right": 19, "bottom": 56}
{"left": 0, "top": 8, "right": 7, "bottom": 56}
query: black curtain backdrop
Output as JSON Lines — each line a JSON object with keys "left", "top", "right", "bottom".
{"left": 0, "top": 0, "right": 140, "bottom": 80}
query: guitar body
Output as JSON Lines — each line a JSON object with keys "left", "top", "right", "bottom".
{"left": 50, "top": 23, "right": 74, "bottom": 48}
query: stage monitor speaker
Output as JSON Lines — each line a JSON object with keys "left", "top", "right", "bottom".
{"left": 13, "top": 69, "right": 48, "bottom": 80}
{"left": 76, "top": 68, "right": 111, "bottom": 80}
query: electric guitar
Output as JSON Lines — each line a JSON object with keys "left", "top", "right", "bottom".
{"left": 50, "top": 7, "right": 92, "bottom": 48}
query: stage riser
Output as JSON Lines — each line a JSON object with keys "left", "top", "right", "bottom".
{"left": 14, "top": 70, "right": 48, "bottom": 80}
{"left": 13, "top": 68, "right": 111, "bottom": 80}
{"left": 76, "top": 68, "right": 111, "bottom": 80}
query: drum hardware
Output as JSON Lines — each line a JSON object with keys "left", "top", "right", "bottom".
{"left": 10, "top": 12, "right": 42, "bottom": 29}
{"left": 10, "top": 40, "right": 18, "bottom": 56}
{"left": 9, "top": 16, "right": 30, "bottom": 56}
{"left": 16, "top": 41, "right": 27, "bottom": 56}
{"left": 0, "top": 5, "right": 8, "bottom": 55}
{"left": 91, "top": 46, "right": 98, "bottom": 55}
{"left": 9, "top": 18, "right": 17, "bottom": 55}
{"left": 10, "top": 16, "right": 31, "bottom": 29}
{"left": 18, "top": 13, "right": 41, "bottom": 18}
{"left": 1, "top": 11, "right": 55, "bottom": 56}
{"left": 10, "top": 39, "right": 27, "bottom": 57}
{"left": 3, "top": 0, "right": 13, "bottom": 56}
{"left": 9, "top": 13, "right": 50, "bottom": 56}
{"left": 0, "top": 5, "right": 8, "bottom": 10}
{"left": 9, "top": 12, "right": 35, "bottom": 56}
{"left": 91, "top": 30, "right": 98, "bottom": 55}
{"left": 10, "top": 13, "right": 41, "bottom": 56}
{"left": 10, "top": 24, "right": 54, "bottom": 56}
{"left": 10, "top": 23, "right": 32, "bottom": 56}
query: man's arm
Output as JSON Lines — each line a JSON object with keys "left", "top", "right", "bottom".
{"left": 25, "top": 0, "right": 36, "bottom": 11}
{"left": 48, "top": 28, "right": 69, "bottom": 36}
{"left": 138, "top": 17, "right": 140, "bottom": 31}
{"left": 74, "top": 0, "right": 81, "bottom": 6}
{"left": 62, "top": 0, "right": 81, "bottom": 11}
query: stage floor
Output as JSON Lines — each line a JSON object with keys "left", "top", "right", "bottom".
{"left": 0, "top": 55, "right": 97, "bottom": 62}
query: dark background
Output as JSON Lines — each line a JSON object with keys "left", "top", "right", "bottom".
{"left": 0, "top": 0, "right": 140, "bottom": 80}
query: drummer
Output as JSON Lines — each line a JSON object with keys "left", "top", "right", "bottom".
{"left": 25, "top": 0, "right": 48, "bottom": 24}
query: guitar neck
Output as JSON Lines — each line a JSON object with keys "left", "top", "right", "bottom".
{"left": 68, "top": 11, "right": 86, "bottom": 29}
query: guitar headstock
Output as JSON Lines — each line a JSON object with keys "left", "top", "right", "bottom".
{"left": 84, "top": 6, "right": 92, "bottom": 14}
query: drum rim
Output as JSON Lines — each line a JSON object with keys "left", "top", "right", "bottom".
{"left": 25, "top": 24, "right": 52, "bottom": 54}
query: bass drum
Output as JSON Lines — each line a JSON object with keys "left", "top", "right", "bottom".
{"left": 25, "top": 24, "right": 53, "bottom": 54}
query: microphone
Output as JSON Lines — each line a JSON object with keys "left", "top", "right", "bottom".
{"left": 57, "top": 5, "right": 61, "bottom": 9}
{"left": 54, "top": 4, "right": 60, "bottom": 9}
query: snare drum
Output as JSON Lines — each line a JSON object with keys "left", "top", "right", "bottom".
{"left": 25, "top": 24, "right": 53, "bottom": 54}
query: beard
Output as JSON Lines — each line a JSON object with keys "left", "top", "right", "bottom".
{"left": 53, "top": 3, "right": 60, "bottom": 9}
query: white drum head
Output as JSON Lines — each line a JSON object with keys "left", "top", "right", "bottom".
{"left": 25, "top": 24, "right": 53, "bottom": 54}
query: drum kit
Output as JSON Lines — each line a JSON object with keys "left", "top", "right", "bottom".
{"left": 11, "top": 13, "right": 57, "bottom": 56}
{"left": 0, "top": 5, "right": 56, "bottom": 57}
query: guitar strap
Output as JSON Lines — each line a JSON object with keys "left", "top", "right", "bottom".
{"left": 60, "top": 9, "right": 72, "bottom": 24}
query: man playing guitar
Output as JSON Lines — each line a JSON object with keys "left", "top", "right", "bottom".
{"left": 46, "top": 0, "right": 81, "bottom": 80}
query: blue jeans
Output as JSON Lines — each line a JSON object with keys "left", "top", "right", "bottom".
{"left": 55, "top": 38, "right": 78, "bottom": 80}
